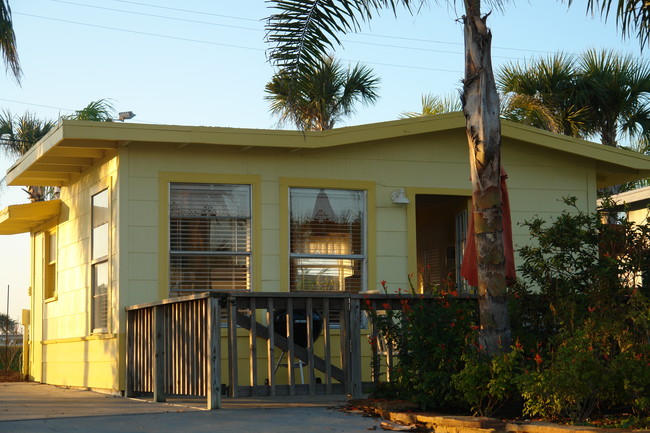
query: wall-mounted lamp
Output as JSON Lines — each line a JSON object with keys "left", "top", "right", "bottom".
{"left": 118, "top": 111, "right": 136, "bottom": 121}
{"left": 391, "top": 188, "right": 410, "bottom": 205}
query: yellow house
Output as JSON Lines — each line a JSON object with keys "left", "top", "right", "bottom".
{"left": 1, "top": 112, "right": 650, "bottom": 396}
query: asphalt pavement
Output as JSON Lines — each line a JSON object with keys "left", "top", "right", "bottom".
{"left": 0, "top": 382, "right": 380, "bottom": 433}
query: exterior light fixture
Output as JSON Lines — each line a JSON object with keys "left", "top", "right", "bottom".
{"left": 391, "top": 188, "right": 410, "bottom": 205}
{"left": 117, "top": 111, "right": 136, "bottom": 121}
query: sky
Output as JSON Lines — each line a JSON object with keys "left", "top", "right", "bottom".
{"left": 1, "top": 0, "right": 649, "bottom": 322}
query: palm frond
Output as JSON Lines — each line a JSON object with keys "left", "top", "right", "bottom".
{"left": 575, "top": 0, "right": 650, "bottom": 50}
{"left": 67, "top": 99, "right": 116, "bottom": 122}
{"left": 0, "top": 110, "right": 54, "bottom": 158}
{"left": 265, "top": 0, "right": 419, "bottom": 73}
{"left": 0, "top": 0, "right": 20, "bottom": 83}
{"left": 400, "top": 93, "right": 462, "bottom": 118}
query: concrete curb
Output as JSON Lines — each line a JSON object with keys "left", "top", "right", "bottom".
{"left": 349, "top": 400, "right": 650, "bottom": 433}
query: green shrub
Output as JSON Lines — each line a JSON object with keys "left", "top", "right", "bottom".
{"left": 368, "top": 279, "right": 477, "bottom": 410}
{"left": 452, "top": 340, "right": 526, "bottom": 416}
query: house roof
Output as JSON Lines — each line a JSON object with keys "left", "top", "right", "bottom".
{"left": 5, "top": 112, "right": 650, "bottom": 188}
{"left": 0, "top": 199, "right": 61, "bottom": 235}
{"left": 606, "top": 185, "right": 650, "bottom": 211}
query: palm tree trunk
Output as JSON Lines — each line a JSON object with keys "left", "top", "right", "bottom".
{"left": 462, "top": 0, "right": 511, "bottom": 356}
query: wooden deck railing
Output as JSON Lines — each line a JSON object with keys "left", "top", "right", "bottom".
{"left": 125, "top": 291, "right": 475, "bottom": 410}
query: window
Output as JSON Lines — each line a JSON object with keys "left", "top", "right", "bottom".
{"left": 290, "top": 188, "right": 365, "bottom": 292}
{"left": 169, "top": 183, "right": 251, "bottom": 294}
{"left": 45, "top": 231, "right": 57, "bottom": 300}
{"left": 91, "top": 188, "right": 109, "bottom": 333}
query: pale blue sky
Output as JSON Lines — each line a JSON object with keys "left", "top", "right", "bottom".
{"left": 1, "top": 0, "right": 648, "bottom": 320}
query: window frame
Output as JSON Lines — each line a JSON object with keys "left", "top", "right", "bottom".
{"left": 44, "top": 229, "right": 57, "bottom": 301}
{"left": 280, "top": 178, "right": 376, "bottom": 293}
{"left": 168, "top": 182, "right": 252, "bottom": 294}
{"left": 159, "top": 173, "right": 261, "bottom": 299}
{"left": 90, "top": 187, "right": 110, "bottom": 334}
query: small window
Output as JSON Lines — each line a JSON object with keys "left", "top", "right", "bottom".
{"left": 289, "top": 188, "right": 366, "bottom": 292}
{"left": 91, "top": 189, "right": 109, "bottom": 333}
{"left": 45, "top": 231, "right": 57, "bottom": 300}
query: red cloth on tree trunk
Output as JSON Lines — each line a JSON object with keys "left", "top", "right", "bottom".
{"left": 460, "top": 167, "right": 516, "bottom": 287}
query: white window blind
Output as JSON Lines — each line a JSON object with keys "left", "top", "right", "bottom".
{"left": 290, "top": 188, "right": 365, "bottom": 292}
{"left": 170, "top": 183, "right": 251, "bottom": 294}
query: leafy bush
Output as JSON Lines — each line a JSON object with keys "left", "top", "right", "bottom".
{"left": 368, "top": 279, "right": 477, "bottom": 410}
{"left": 515, "top": 197, "right": 650, "bottom": 421}
{"left": 452, "top": 340, "right": 527, "bottom": 416}
{"left": 370, "top": 197, "right": 650, "bottom": 426}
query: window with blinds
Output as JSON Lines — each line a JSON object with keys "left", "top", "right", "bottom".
{"left": 169, "top": 183, "right": 251, "bottom": 294}
{"left": 290, "top": 188, "right": 365, "bottom": 292}
{"left": 91, "top": 188, "right": 109, "bottom": 333}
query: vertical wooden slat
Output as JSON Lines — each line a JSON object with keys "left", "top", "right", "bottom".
{"left": 306, "top": 298, "right": 315, "bottom": 395}
{"left": 182, "top": 302, "right": 189, "bottom": 396}
{"left": 370, "top": 300, "right": 380, "bottom": 386}
{"left": 206, "top": 296, "right": 221, "bottom": 409}
{"left": 339, "top": 298, "right": 350, "bottom": 396}
{"left": 349, "top": 297, "right": 362, "bottom": 399}
{"left": 171, "top": 304, "right": 177, "bottom": 394}
{"left": 266, "top": 297, "right": 275, "bottom": 397}
{"left": 228, "top": 297, "right": 238, "bottom": 398}
{"left": 125, "top": 310, "right": 135, "bottom": 397}
{"left": 323, "top": 299, "right": 332, "bottom": 394}
{"left": 286, "top": 298, "right": 295, "bottom": 395}
{"left": 153, "top": 305, "right": 166, "bottom": 402}
{"left": 249, "top": 297, "right": 257, "bottom": 388}
{"left": 165, "top": 306, "right": 172, "bottom": 394}
{"left": 198, "top": 300, "right": 205, "bottom": 396}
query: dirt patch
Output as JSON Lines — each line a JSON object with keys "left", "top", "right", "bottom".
{"left": 0, "top": 370, "right": 23, "bottom": 382}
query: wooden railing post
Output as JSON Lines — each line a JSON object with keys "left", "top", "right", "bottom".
{"left": 153, "top": 305, "right": 166, "bottom": 402}
{"left": 306, "top": 297, "right": 315, "bottom": 395}
{"left": 323, "top": 299, "right": 332, "bottom": 394}
{"left": 339, "top": 297, "right": 351, "bottom": 396}
{"left": 227, "top": 296, "right": 238, "bottom": 398}
{"left": 266, "top": 297, "right": 276, "bottom": 397}
{"left": 286, "top": 298, "right": 295, "bottom": 396}
{"left": 349, "top": 297, "right": 363, "bottom": 399}
{"left": 206, "top": 296, "right": 221, "bottom": 409}
{"left": 249, "top": 297, "right": 257, "bottom": 390}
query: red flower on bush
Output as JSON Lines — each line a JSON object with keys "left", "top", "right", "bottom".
{"left": 534, "top": 353, "right": 543, "bottom": 365}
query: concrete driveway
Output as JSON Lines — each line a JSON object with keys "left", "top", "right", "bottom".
{"left": 0, "top": 382, "right": 380, "bottom": 433}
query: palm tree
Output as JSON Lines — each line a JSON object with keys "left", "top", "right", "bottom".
{"left": 0, "top": 1, "right": 20, "bottom": 82}
{"left": 498, "top": 50, "right": 650, "bottom": 148}
{"left": 498, "top": 53, "right": 594, "bottom": 138}
{"left": 0, "top": 110, "right": 55, "bottom": 201}
{"left": 265, "top": 0, "right": 511, "bottom": 355}
{"left": 265, "top": 56, "right": 380, "bottom": 130}
{"left": 0, "top": 110, "right": 54, "bottom": 158}
{"left": 0, "top": 99, "right": 116, "bottom": 201}
{"left": 578, "top": 49, "right": 650, "bottom": 147}
{"left": 400, "top": 93, "right": 462, "bottom": 118}
{"left": 65, "top": 98, "right": 116, "bottom": 122}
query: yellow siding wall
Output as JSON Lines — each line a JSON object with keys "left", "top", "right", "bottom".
{"left": 628, "top": 207, "right": 650, "bottom": 226}
{"left": 120, "top": 131, "right": 597, "bottom": 300}
{"left": 31, "top": 153, "right": 119, "bottom": 391}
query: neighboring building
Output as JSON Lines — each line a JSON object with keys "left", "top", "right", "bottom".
{"left": 606, "top": 185, "right": 650, "bottom": 225}
{"left": 1, "top": 112, "right": 649, "bottom": 394}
